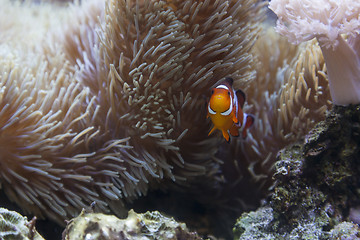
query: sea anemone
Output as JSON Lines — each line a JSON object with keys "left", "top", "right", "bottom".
{"left": 0, "top": 0, "right": 265, "bottom": 229}
{"left": 229, "top": 26, "right": 332, "bottom": 196}
{"left": 0, "top": 52, "right": 100, "bottom": 221}
{"left": 269, "top": 0, "right": 360, "bottom": 105}
{"left": 0, "top": 0, "right": 337, "bottom": 237}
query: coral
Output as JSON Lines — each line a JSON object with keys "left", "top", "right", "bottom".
{"left": 62, "top": 209, "right": 202, "bottom": 240}
{"left": 269, "top": 0, "right": 360, "bottom": 105}
{"left": 233, "top": 206, "right": 275, "bottom": 239}
{"left": 329, "top": 222, "right": 360, "bottom": 240}
{"left": 234, "top": 104, "right": 360, "bottom": 239}
{"left": 0, "top": 207, "right": 44, "bottom": 240}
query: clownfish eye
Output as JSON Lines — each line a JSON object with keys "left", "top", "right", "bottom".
{"left": 211, "top": 90, "right": 214, "bottom": 95}
{"left": 227, "top": 91, "right": 230, "bottom": 96}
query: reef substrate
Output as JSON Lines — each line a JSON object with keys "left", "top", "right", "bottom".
{"left": 234, "top": 105, "right": 360, "bottom": 239}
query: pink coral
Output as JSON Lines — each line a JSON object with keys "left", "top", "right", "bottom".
{"left": 269, "top": 0, "right": 360, "bottom": 105}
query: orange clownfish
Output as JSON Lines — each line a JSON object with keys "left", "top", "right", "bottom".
{"left": 207, "top": 77, "right": 254, "bottom": 142}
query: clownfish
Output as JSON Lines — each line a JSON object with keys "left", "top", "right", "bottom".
{"left": 207, "top": 77, "right": 254, "bottom": 142}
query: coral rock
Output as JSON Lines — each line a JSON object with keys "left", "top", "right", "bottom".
{"left": 234, "top": 105, "right": 360, "bottom": 239}
{"left": 62, "top": 209, "right": 202, "bottom": 240}
{"left": 0, "top": 208, "right": 44, "bottom": 240}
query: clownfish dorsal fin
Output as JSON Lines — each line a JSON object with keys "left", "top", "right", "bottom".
{"left": 223, "top": 77, "right": 234, "bottom": 87}
{"left": 236, "top": 89, "right": 246, "bottom": 108}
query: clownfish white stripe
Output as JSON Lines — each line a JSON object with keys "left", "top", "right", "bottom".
{"left": 216, "top": 84, "right": 229, "bottom": 90}
{"left": 233, "top": 90, "right": 238, "bottom": 116}
{"left": 208, "top": 104, "right": 216, "bottom": 115}
{"left": 221, "top": 101, "right": 233, "bottom": 116}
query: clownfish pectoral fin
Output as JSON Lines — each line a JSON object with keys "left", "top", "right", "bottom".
{"left": 208, "top": 126, "right": 216, "bottom": 136}
{"left": 222, "top": 130, "right": 230, "bottom": 142}
{"left": 229, "top": 124, "right": 239, "bottom": 138}
{"left": 236, "top": 89, "right": 246, "bottom": 109}
{"left": 241, "top": 114, "right": 255, "bottom": 139}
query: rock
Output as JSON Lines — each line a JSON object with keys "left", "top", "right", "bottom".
{"left": 0, "top": 208, "right": 44, "bottom": 240}
{"left": 234, "top": 105, "right": 360, "bottom": 239}
{"left": 62, "top": 209, "right": 202, "bottom": 240}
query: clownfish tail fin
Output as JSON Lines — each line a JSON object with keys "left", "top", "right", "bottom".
{"left": 229, "top": 124, "right": 239, "bottom": 138}
{"left": 242, "top": 114, "right": 255, "bottom": 139}
{"left": 246, "top": 114, "right": 254, "bottom": 127}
